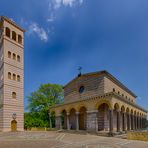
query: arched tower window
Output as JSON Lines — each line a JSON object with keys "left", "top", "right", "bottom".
{"left": 13, "top": 74, "right": 16, "bottom": 80}
{"left": 8, "top": 72, "right": 11, "bottom": 79}
{"left": 12, "top": 92, "right": 16, "bottom": 99}
{"left": 17, "top": 75, "right": 20, "bottom": 82}
{"left": 18, "top": 35, "right": 22, "bottom": 44}
{"left": 8, "top": 51, "right": 11, "bottom": 58}
{"left": 12, "top": 31, "right": 16, "bottom": 41}
{"left": 13, "top": 53, "right": 16, "bottom": 60}
{"left": 6, "top": 27, "right": 10, "bottom": 38}
{"left": 17, "top": 55, "right": 20, "bottom": 62}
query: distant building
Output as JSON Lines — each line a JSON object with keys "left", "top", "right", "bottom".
{"left": 0, "top": 16, "right": 24, "bottom": 131}
{"left": 49, "top": 71, "right": 147, "bottom": 134}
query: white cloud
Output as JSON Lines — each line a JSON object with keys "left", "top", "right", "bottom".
{"left": 47, "top": 13, "right": 56, "bottom": 22}
{"left": 52, "top": 0, "right": 84, "bottom": 9}
{"left": 28, "top": 23, "right": 48, "bottom": 42}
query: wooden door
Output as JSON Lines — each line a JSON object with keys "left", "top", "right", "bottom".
{"left": 11, "top": 120, "right": 17, "bottom": 131}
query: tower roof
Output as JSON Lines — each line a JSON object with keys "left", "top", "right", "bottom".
{"left": 0, "top": 16, "right": 25, "bottom": 32}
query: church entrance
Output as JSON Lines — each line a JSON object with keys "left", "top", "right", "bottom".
{"left": 11, "top": 120, "right": 17, "bottom": 131}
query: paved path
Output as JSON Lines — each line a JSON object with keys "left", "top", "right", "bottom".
{"left": 0, "top": 131, "right": 147, "bottom": 148}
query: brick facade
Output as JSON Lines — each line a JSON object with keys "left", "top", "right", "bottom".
{"left": 0, "top": 16, "right": 24, "bottom": 131}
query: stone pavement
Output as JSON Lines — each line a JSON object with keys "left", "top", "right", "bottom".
{"left": 0, "top": 131, "right": 148, "bottom": 148}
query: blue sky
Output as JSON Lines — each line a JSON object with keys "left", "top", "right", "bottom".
{"left": 1, "top": 0, "right": 148, "bottom": 111}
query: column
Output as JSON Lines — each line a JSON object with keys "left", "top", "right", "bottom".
{"left": 76, "top": 112, "right": 79, "bottom": 131}
{"left": 109, "top": 109, "right": 113, "bottom": 135}
{"left": 48, "top": 113, "right": 52, "bottom": 129}
{"left": 142, "top": 117, "right": 144, "bottom": 129}
{"left": 66, "top": 112, "right": 70, "bottom": 130}
{"left": 86, "top": 110, "right": 98, "bottom": 132}
{"left": 144, "top": 117, "right": 147, "bottom": 129}
{"left": 117, "top": 111, "right": 120, "bottom": 132}
{"left": 135, "top": 116, "right": 137, "bottom": 130}
{"left": 138, "top": 116, "right": 140, "bottom": 129}
{"left": 132, "top": 115, "right": 135, "bottom": 130}
{"left": 124, "top": 113, "right": 127, "bottom": 131}
{"left": 128, "top": 113, "right": 131, "bottom": 131}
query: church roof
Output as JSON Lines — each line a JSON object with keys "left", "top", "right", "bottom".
{"left": 64, "top": 70, "right": 137, "bottom": 98}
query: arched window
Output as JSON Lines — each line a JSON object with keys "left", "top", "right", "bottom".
{"left": 13, "top": 74, "right": 16, "bottom": 80}
{"left": 8, "top": 72, "right": 11, "bottom": 79}
{"left": 113, "top": 88, "right": 115, "bottom": 92}
{"left": 12, "top": 31, "right": 16, "bottom": 41}
{"left": 118, "top": 91, "right": 120, "bottom": 95}
{"left": 17, "top": 75, "right": 20, "bottom": 82}
{"left": 18, "top": 35, "right": 22, "bottom": 44}
{"left": 17, "top": 55, "right": 20, "bottom": 62}
{"left": 12, "top": 92, "right": 16, "bottom": 99}
{"left": 13, "top": 53, "right": 16, "bottom": 60}
{"left": 6, "top": 27, "right": 10, "bottom": 38}
{"left": 8, "top": 51, "right": 11, "bottom": 58}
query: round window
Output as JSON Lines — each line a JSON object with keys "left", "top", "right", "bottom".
{"left": 79, "top": 86, "right": 85, "bottom": 93}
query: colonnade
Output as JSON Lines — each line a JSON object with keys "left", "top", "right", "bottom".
{"left": 49, "top": 103, "right": 147, "bottom": 134}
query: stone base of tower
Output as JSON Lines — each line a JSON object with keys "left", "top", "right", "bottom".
{"left": 0, "top": 127, "right": 24, "bottom": 132}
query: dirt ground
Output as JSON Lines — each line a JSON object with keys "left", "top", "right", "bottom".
{"left": 0, "top": 131, "right": 148, "bottom": 148}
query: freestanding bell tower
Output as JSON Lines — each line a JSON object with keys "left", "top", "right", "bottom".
{"left": 0, "top": 16, "right": 24, "bottom": 131}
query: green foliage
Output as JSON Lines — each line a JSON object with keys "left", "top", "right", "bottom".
{"left": 25, "top": 83, "right": 64, "bottom": 129}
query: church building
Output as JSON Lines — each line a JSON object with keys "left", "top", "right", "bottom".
{"left": 0, "top": 16, "right": 24, "bottom": 131}
{"left": 49, "top": 71, "right": 147, "bottom": 135}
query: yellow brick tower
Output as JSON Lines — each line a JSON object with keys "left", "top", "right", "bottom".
{"left": 0, "top": 16, "right": 24, "bottom": 131}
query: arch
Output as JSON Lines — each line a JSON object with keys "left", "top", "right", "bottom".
{"left": 8, "top": 51, "right": 11, "bottom": 58}
{"left": 98, "top": 103, "right": 110, "bottom": 131}
{"left": 79, "top": 106, "right": 87, "bottom": 130}
{"left": 67, "top": 106, "right": 76, "bottom": 113}
{"left": 17, "top": 75, "right": 20, "bottom": 82}
{"left": 126, "top": 107, "right": 130, "bottom": 130}
{"left": 12, "top": 31, "right": 17, "bottom": 41}
{"left": 5, "top": 27, "right": 10, "bottom": 37}
{"left": 11, "top": 120, "right": 17, "bottom": 131}
{"left": 17, "top": 55, "right": 20, "bottom": 62}
{"left": 113, "top": 103, "right": 120, "bottom": 132}
{"left": 12, "top": 92, "right": 16, "bottom": 99}
{"left": 126, "top": 107, "right": 130, "bottom": 113}
{"left": 121, "top": 105, "right": 125, "bottom": 112}
{"left": 61, "top": 109, "right": 67, "bottom": 129}
{"left": 50, "top": 111, "right": 56, "bottom": 128}
{"left": 8, "top": 72, "right": 11, "bottom": 79}
{"left": 13, "top": 74, "right": 16, "bottom": 80}
{"left": 121, "top": 105, "right": 125, "bottom": 131}
{"left": 95, "top": 100, "right": 112, "bottom": 110}
{"left": 69, "top": 108, "right": 76, "bottom": 130}
{"left": 131, "top": 109, "right": 133, "bottom": 114}
{"left": 13, "top": 53, "right": 16, "bottom": 60}
{"left": 77, "top": 104, "right": 88, "bottom": 112}
{"left": 18, "top": 34, "right": 22, "bottom": 44}
{"left": 114, "top": 103, "right": 120, "bottom": 110}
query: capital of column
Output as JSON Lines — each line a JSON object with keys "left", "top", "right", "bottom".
{"left": 76, "top": 112, "right": 80, "bottom": 115}
{"left": 56, "top": 113, "right": 62, "bottom": 117}
{"left": 66, "top": 112, "right": 70, "bottom": 116}
{"left": 86, "top": 110, "right": 98, "bottom": 114}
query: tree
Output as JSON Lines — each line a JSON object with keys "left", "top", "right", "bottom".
{"left": 147, "top": 120, "right": 148, "bottom": 128}
{"left": 25, "top": 83, "right": 64, "bottom": 129}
